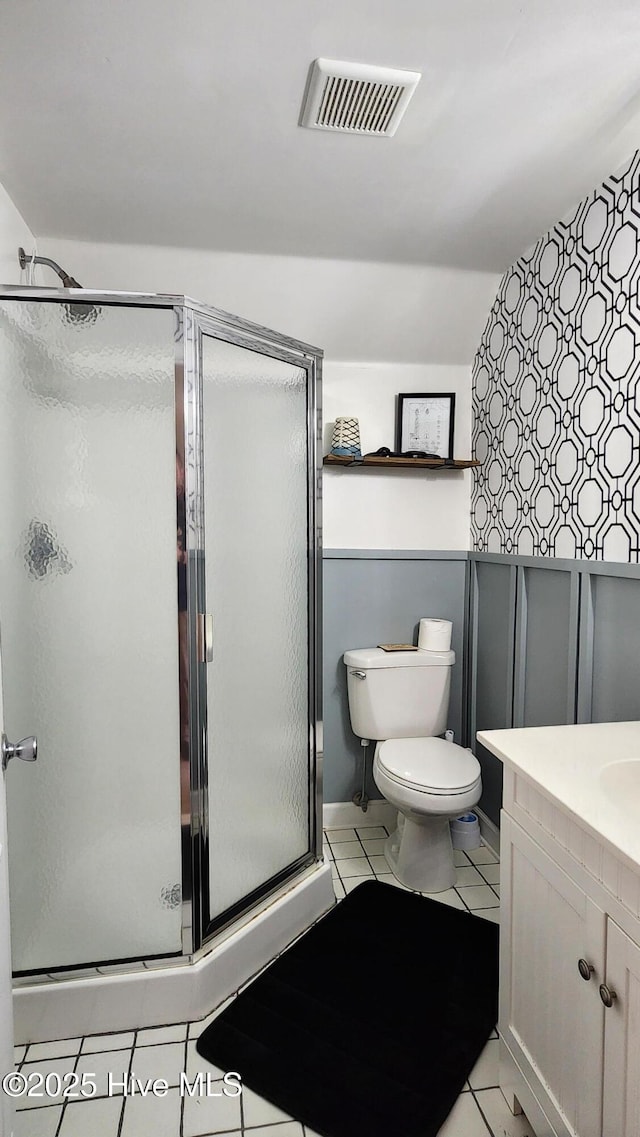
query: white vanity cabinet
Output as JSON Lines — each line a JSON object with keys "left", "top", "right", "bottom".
{"left": 498, "top": 763, "right": 640, "bottom": 1137}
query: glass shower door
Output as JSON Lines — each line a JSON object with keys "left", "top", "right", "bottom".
{"left": 199, "top": 329, "right": 319, "bottom": 933}
{"left": 0, "top": 300, "right": 183, "bottom": 972}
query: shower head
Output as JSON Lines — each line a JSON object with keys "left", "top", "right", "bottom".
{"left": 18, "top": 247, "right": 99, "bottom": 324}
{"left": 18, "top": 247, "right": 83, "bottom": 287}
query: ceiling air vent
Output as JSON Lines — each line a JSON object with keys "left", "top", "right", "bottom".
{"left": 300, "top": 58, "right": 421, "bottom": 137}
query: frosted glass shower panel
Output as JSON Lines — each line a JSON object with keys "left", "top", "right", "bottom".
{"left": 0, "top": 301, "right": 182, "bottom": 970}
{"left": 202, "top": 335, "right": 310, "bottom": 922}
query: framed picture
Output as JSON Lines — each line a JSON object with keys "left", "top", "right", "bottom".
{"left": 395, "top": 393, "right": 455, "bottom": 459}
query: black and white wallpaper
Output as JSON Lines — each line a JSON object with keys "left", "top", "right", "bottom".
{"left": 471, "top": 150, "right": 640, "bottom": 562}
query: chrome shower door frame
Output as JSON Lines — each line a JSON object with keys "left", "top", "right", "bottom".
{"left": 182, "top": 304, "right": 324, "bottom": 950}
{"left": 0, "top": 286, "right": 323, "bottom": 979}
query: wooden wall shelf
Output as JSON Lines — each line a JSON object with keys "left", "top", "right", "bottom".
{"left": 323, "top": 454, "right": 480, "bottom": 471}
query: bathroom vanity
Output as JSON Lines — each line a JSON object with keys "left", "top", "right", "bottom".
{"left": 478, "top": 721, "right": 640, "bottom": 1137}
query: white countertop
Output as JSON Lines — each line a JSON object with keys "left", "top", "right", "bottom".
{"left": 478, "top": 721, "right": 640, "bottom": 871}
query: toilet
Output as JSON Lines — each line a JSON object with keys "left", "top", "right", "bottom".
{"left": 343, "top": 644, "right": 481, "bottom": 893}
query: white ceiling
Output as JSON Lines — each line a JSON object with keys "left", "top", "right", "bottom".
{"left": 2, "top": 0, "right": 640, "bottom": 272}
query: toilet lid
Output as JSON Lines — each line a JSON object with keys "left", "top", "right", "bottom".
{"left": 377, "top": 737, "right": 481, "bottom": 795}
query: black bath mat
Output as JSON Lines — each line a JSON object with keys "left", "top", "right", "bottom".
{"left": 197, "top": 879, "right": 499, "bottom": 1137}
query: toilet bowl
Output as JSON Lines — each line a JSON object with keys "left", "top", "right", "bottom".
{"left": 373, "top": 737, "right": 481, "bottom": 892}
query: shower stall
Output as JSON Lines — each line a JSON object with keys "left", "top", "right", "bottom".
{"left": 0, "top": 287, "right": 331, "bottom": 1041}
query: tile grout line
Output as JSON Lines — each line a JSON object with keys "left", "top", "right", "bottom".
{"left": 51, "top": 1036, "right": 81, "bottom": 1136}
{"left": 239, "top": 1061, "right": 246, "bottom": 1136}
{"left": 325, "top": 826, "right": 503, "bottom": 912}
{"left": 327, "top": 824, "right": 376, "bottom": 879}
{"left": 179, "top": 1028, "right": 188, "bottom": 1137}
{"left": 23, "top": 835, "right": 501, "bottom": 1137}
{"left": 116, "top": 1030, "right": 137, "bottom": 1137}
{"left": 469, "top": 1084, "right": 501, "bottom": 1137}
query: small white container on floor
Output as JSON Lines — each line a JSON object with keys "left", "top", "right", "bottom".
{"left": 450, "top": 812, "right": 481, "bottom": 851}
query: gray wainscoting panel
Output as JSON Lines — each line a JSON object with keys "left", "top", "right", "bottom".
{"left": 473, "top": 560, "right": 515, "bottom": 825}
{"left": 324, "top": 549, "right": 640, "bottom": 818}
{"left": 591, "top": 575, "right": 640, "bottom": 723}
{"left": 521, "top": 568, "right": 576, "bottom": 728}
{"left": 470, "top": 552, "right": 640, "bottom": 830}
{"left": 323, "top": 553, "right": 468, "bottom": 804}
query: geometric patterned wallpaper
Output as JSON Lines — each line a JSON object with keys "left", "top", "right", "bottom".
{"left": 471, "top": 150, "right": 640, "bottom": 562}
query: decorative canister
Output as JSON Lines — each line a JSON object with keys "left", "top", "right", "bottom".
{"left": 330, "top": 417, "right": 361, "bottom": 457}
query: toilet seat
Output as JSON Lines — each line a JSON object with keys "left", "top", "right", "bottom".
{"left": 376, "top": 737, "right": 481, "bottom": 795}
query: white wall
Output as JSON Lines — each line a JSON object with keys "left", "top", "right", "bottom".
{"left": 2, "top": 195, "right": 478, "bottom": 548}
{"left": 35, "top": 236, "right": 497, "bottom": 548}
{"left": 323, "top": 363, "right": 472, "bottom": 549}
{"left": 39, "top": 236, "right": 498, "bottom": 366}
{"left": 0, "top": 181, "right": 37, "bottom": 284}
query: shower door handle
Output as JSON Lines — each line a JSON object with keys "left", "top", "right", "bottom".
{"left": 198, "top": 614, "right": 214, "bottom": 663}
{"left": 2, "top": 733, "right": 38, "bottom": 771}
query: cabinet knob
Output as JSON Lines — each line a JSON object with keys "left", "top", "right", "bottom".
{"left": 578, "top": 958, "right": 594, "bottom": 981}
{"left": 599, "top": 983, "right": 617, "bottom": 1008}
{"left": 2, "top": 733, "right": 38, "bottom": 771}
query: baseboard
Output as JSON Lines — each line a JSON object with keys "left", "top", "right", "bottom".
{"left": 322, "top": 799, "right": 397, "bottom": 830}
{"left": 476, "top": 806, "right": 500, "bottom": 855}
{"left": 323, "top": 800, "right": 501, "bottom": 851}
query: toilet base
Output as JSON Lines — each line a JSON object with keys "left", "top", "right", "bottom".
{"left": 384, "top": 813, "right": 456, "bottom": 893}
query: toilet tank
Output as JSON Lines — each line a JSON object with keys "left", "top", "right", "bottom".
{"left": 343, "top": 647, "right": 455, "bottom": 740}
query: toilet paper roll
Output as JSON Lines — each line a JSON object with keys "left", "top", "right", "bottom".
{"left": 418, "top": 618, "right": 452, "bottom": 652}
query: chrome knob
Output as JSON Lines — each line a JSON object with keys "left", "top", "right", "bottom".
{"left": 2, "top": 734, "right": 38, "bottom": 771}
{"left": 599, "top": 983, "right": 617, "bottom": 1008}
{"left": 350, "top": 670, "right": 367, "bottom": 680}
{"left": 578, "top": 958, "right": 595, "bottom": 981}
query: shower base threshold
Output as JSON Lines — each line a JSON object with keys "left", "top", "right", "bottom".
{"left": 13, "top": 861, "right": 334, "bottom": 1045}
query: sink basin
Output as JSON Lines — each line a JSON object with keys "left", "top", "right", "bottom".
{"left": 600, "top": 760, "right": 640, "bottom": 810}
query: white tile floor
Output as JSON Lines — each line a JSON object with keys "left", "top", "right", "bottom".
{"left": 9, "top": 825, "right": 535, "bottom": 1137}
